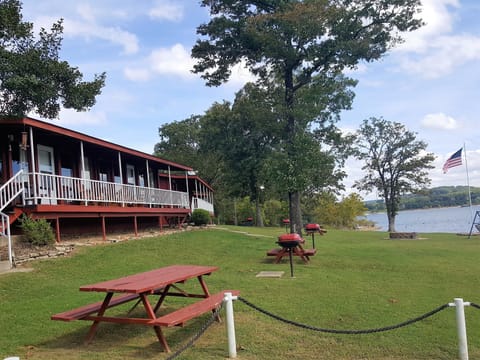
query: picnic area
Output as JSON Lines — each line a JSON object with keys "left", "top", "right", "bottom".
{"left": 1, "top": 226, "right": 480, "bottom": 359}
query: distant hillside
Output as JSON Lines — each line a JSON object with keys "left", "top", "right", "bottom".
{"left": 364, "top": 186, "right": 480, "bottom": 212}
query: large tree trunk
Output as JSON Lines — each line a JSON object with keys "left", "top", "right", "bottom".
{"left": 387, "top": 216, "right": 396, "bottom": 232}
{"left": 289, "top": 192, "right": 303, "bottom": 235}
{"left": 255, "top": 197, "right": 264, "bottom": 227}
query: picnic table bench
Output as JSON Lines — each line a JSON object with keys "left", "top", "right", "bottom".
{"left": 51, "top": 265, "right": 239, "bottom": 353}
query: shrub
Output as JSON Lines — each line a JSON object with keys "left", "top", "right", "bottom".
{"left": 191, "top": 209, "right": 210, "bottom": 226}
{"left": 18, "top": 215, "right": 55, "bottom": 246}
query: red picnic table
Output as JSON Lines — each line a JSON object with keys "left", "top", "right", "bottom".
{"left": 51, "top": 264, "right": 239, "bottom": 352}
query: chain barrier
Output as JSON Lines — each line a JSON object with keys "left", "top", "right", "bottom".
{"left": 165, "top": 302, "right": 224, "bottom": 360}
{"left": 471, "top": 303, "right": 480, "bottom": 310}
{"left": 238, "top": 296, "right": 450, "bottom": 334}
{"left": 163, "top": 299, "right": 478, "bottom": 359}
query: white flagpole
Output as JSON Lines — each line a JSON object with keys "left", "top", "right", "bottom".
{"left": 463, "top": 143, "right": 473, "bottom": 219}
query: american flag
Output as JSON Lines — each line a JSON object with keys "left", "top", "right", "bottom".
{"left": 442, "top": 148, "right": 463, "bottom": 173}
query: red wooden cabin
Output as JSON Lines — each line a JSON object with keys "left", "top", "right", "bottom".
{"left": 0, "top": 117, "right": 214, "bottom": 265}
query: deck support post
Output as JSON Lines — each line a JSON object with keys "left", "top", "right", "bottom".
{"left": 55, "top": 216, "right": 61, "bottom": 243}
{"left": 101, "top": 216, "right": 106, "bottom": 241}
{"left": 134, "top": 216, "right": 138, "bottom": 237}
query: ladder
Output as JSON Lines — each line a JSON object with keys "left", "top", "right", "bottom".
{"left": 468, "top": 210, "right": 480, "bottom": 239}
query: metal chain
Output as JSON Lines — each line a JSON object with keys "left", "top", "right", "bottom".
{"left": 471, "top": 302, "right": 480, "bottom": 310}
{"left": 165, "top": 303, "right": 224, "bottom": 360}
{"left": 238, "top": 296, "right": 449, "bottom": 334}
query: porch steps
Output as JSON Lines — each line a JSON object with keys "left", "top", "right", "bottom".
{"left": 0, "top": 208, "right": 23, "bottom": 232}
{"left": 7, "top": 207, "right": 24, "bottom": 225}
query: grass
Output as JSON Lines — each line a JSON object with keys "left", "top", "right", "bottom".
{"left": 1, "top": 226, "right": 480, "bottom": 359}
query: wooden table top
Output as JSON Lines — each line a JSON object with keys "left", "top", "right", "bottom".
{"left": 79, "top": 265, "right": 218, "bottom": 294}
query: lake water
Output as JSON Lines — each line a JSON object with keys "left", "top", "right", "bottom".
{"left": 364, "top": 205, "right": 480, "bottom": 234}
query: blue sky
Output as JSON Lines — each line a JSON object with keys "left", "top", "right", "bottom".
{"left": 19, "top": 0, "right": 480, "bottom": 200}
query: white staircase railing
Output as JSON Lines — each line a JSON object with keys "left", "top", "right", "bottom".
{"left": 0, "top": 170, "right": 25, "bottom": 212}
{"left": 0, "top": 170, "right": 23, "bottom": 268}
{"left": 0, "top": 212, "right": 13, "bottom": 267}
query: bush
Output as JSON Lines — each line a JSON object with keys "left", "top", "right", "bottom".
{"left": 191, "top": 209, "right": 210, "bottom": 226}
{"left": 18, "top": 215, "right": 55, "bottom": 246}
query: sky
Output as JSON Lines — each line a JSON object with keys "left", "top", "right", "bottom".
{"left": 18, "top": 0, "right": 480, "bottom": 201}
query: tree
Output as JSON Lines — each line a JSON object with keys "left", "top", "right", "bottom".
{"left": 354, "top": 117, "right": 435, "bottom": 232}
{"left": 0, "top": 0, "right": 105, "bottom": 119}
{"left": 192, "top": 0, "right": 423, "bottom": 234}
{"left": 223, "top": 83, "right": 280, "bottom": 226}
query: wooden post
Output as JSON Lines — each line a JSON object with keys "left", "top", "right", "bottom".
{"left": 55, "top": 216, "right": 61, "bottom": 243}
{"left": 101, "top": 216, "right": 106, "bottom": 241}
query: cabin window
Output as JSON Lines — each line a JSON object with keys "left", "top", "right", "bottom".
{"left": 138, "top": 174, "right": 145, "bottom": 187}
{"left": 99, "top": 172, "right": 108, "bottom": 182}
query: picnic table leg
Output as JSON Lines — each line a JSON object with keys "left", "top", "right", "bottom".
{"left": 153, "top": 326, "right": 171, "bottom": 353}
{"left": 295, "top": 245, "right": 310, "bottom": 263}
{"left": 85, "top": 292, "right": 113, "bottom": 344}
{"left": 275, "top": 248, "right": 287, "bottom": 263}
{"left": 153, "top": 285, "right": 171, "bottom": 313}
{"left": 140, "top": 294, "right": 171, "bottom": 352}
{"left": 197, "top": 275, "right": 211, "bottom": 297}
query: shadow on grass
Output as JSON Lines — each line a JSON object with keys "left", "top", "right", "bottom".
{"left": 38, "top": 314, "right": 222, "bottom": 359}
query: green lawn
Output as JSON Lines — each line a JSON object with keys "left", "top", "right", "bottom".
{"left": 1, "top": 226, "right": 480, "bottom": 359}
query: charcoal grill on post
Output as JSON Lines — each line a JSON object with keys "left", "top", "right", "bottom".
{"left": 282, "top": 219, "right": 290, "bottom": 233}
{"left": 277, "top": 233, "right": 303, "bottom": 277}
{"left": 305, "top": 223, "right": 326, "bottom": 249}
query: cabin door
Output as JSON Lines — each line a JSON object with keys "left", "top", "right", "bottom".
{"left": 37, "top": 145, "right": 57, "bottom": 204}
{"left": 126, "top": 164, "right": 135, "bottom": 185}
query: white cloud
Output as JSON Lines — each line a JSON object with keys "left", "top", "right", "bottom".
{"left": 149, "top": 0, "right": 184, "bottom": 21}
{"left": 56, "top": 108, "right": 108, "bottom": 126}
{"left": 149, "top": 44, "right": 196, "bottom": 78}
{"left": 226, "top": 61, "right": 258, "bottom": 87}
{"left": 392, "top": 0, "right": 480, "bottom": 78}
{"left": 124, "top": 67, "right": 151, "bottom": 82}
{"left": 397, "top": 0, "right": 460, "bottom": 53}
{"left": 63, "top": 18, "right": 139, "bottom": 55}
{"left": 421, "top": 113, "right": 458, "bottom": 130}
{"left": 76, "top": 3, "right": 96, "bottom": 23}
{"left": 34, "top": 13, "right": 139, "bottom": 55}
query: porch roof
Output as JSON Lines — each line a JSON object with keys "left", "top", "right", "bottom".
{"left": 1, "top": 116, "right": 193, "bottom": 172}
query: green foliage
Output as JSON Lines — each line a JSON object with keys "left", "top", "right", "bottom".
{"left": 235, "top": 196, "right": 255, "bottom": 223}
{"left": 263, "top": 199, "right": 288, "bottom": 226}
{"left": 0, "top": 0, "right": 105, "bottom": 118}
{"left": 18, "top": 214, "right": 55, "bottom": 246}
{"left": 354, "top": 117, "right": 435, "bottom": 231}
{"left": 310, "top": 192, "right": 367, "bottom": 229}
{"left": 191, "top": 209, "right": 210, "bottom": 226}
{"left": 192, "top": 0, "right": 423, "bottom": 234}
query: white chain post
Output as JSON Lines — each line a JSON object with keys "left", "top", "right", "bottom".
{"left": 224, "top": 292, "right": 238, "bottom": 358}
{"left": 449, "top": 298, "right": 470, "bottom": 360}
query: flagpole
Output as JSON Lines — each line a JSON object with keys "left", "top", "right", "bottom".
{"left": 463, "top": 143, "right": 473, "bottom": 219}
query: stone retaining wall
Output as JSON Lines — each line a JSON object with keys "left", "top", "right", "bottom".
{"left": 13, "top": 244, "right": 75, "bottom": 265}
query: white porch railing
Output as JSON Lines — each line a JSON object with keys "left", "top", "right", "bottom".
{"left": 192, "top": 197, "right": 214, "bottom": 214}
{"left": 23, "top": 172, "right": 190, "bottom": 209}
